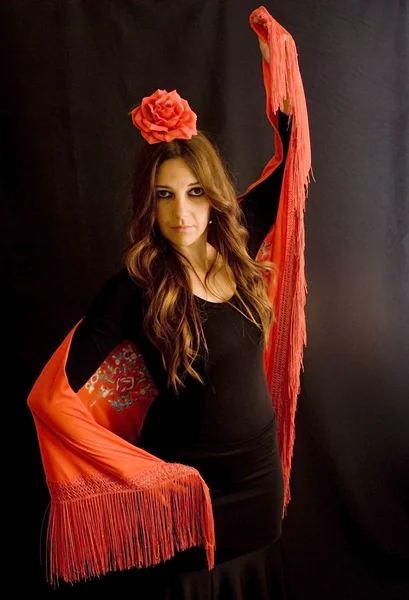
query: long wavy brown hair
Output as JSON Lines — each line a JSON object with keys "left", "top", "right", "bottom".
{"left": 124, "top": 131, "right": 276, "bottom": 391}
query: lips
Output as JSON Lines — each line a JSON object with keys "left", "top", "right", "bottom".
{"left": 172, "top": 226, "right": 194, "bottom": 231}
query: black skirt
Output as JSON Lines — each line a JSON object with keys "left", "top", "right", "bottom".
{"left": 54, "top": 539, "right": 288, "bottom": 599}
{"left": 54, "top": 419, "right": 288, "bottom": 598}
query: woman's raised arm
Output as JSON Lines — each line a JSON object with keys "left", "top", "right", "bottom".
{"left": 238, "top": 9, "right": 296, "bottom": 259}
{"left": 241, "top": 6, "right": 312, "bottom": 514}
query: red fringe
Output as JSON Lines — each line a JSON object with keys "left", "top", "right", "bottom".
{"left": 46, "top": 463, "right": 215, "bottom": 585}
{"left": 250, "top": 7, "right": 312, "bottom": 513}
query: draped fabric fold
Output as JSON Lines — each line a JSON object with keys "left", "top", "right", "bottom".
{"left": 28, "top": 324, "right": 215, "bottom": 585}
{"left": 242, "top": 6, "right": 312, "bottom": 513}
{"left": 27, "top": 6, "right": 311, "bottom": 585}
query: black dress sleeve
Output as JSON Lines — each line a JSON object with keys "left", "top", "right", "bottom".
{"left": 240, "top": 111, "right": 292, "bottom": 259}
{"left": 65, "top": 269, "right": 144, "bottom": 392}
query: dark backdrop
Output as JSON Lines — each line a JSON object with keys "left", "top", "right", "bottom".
{"left": 2, "top": 1, "right": 408, "bottom": 598}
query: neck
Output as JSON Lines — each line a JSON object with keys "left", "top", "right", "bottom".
{"left": 176, "top": 239, "right": 216, "bottom": 273}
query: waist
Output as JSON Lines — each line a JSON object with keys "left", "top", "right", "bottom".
{"left": 143, "top": 418, "right": 280, "bottom": 489}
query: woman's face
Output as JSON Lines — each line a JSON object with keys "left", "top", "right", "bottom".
{"left": 155, "top": 158, "right": 211, "bottom": 249}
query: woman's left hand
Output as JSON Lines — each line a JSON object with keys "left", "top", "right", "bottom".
{"left": 258, "top": 31, "right": 290, "bottom": 115}
{"left": 258, "top": 37, "right": 270, "bottom": 63}
{"left": 258, "top": 33, "right": 287, "bottom": 64}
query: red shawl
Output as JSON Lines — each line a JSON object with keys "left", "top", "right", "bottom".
{"left": 27, "top": 6, "right": 311, "bottom": 586}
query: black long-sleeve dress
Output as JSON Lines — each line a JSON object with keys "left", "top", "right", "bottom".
{"left": 57, "top": 113, "right": 291, "bottom": 599}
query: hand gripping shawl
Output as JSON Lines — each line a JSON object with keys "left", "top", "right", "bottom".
{"left": 27, "top": 6, "right": 311, "bottom": 586}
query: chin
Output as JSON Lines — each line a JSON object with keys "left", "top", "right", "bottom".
{"left": 166, "top": 230, "right": 206, "bottom": 246}
{"left": 171, "top": 236, "right": 200, "bottom": 248}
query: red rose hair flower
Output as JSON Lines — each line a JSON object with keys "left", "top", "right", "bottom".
{"left": 130, "top": 89, "right": 198, "bottom": 144}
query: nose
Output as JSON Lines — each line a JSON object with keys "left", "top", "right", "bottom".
{"left": 172, "top": 192, "right": 190, "bottom": 219}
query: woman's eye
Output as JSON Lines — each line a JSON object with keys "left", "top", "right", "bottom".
{"left": 155, "top": 187, "right": 204, "bottom": 199}
{"left": 189, "top": 187, "right": 204, "bottom": 197}
{"left": 156, "top": 190, "right": 172, "bottom": 199}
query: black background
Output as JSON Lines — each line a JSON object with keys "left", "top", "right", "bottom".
{"left": 2, "top": 1, "right": 408, "bottom": 597}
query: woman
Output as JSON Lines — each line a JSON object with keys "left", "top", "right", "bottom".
{"left": 28, "top": 7, "right": 311, "bottom": 599}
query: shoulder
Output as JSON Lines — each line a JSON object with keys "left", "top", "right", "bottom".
{"left": 85, "top": 267, "right": 144, "bottom": 319}
{"left": 100, "top": 267, "right": 142, "bottom": 295}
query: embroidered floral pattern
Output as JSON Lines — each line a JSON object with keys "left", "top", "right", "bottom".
{"left": 258, "top": 239, "right": 272, "bottom": 262}
{"left": 84, "top": 342, "right": 157, "bottom": 412}
{"left": 258, "top": 239, "right": 276, "bottom": 287}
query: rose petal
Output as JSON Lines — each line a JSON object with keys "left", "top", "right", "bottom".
{"left": 131, "top": 107, "right": 145, "bottom": 129}
{"left": 140, "top": 129, "right": 161, "bottom": 144}
{"left": 153, "top": 113, "right": 179, "bottom": 129}
{"left": 171, "top": 126, "right": 194, "bottom": 140}
{"left": 172, "top": 103, "right": 183, "bottom": 118}
{"left": 140, "top": 100, "right": 152, "bottom": 120}
{"left": 142, "top": 119, "right": 167, "bottom": 132}
{"left": 163, "top": 115, "right": 180, "bottom": 128}
{"left": 134, "top": 112, "right": 152, "bottom": 133}
{"left": 155, "top": 97, "right": 169, "bottom": 110}
{"left": 156, "top": 131, "right": 173, "bottom": 142}
{"left": 150, "top": 89, "right": 167, "bottom": 102}
{"left": 180, "top": 113, "right": 197, "bottom": 132}
{"left": 181, "top": 99, "right": 196, "bottom": 117}
{"left": 168, "top": 90, "right": 181, "bottom": 102}
{"left": 159, "top": 107, "right": 177, "bottom": 120}
{"left": 152, "top": 106, "right": 175, "bottom": 120}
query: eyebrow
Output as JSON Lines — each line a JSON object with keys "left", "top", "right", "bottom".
{"left": 155, "top": 182, "right": 200, "bottom": 189}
